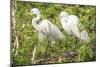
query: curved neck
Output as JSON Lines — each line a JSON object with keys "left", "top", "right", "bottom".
{"left": 32, "top": 13, "right": 41, "bottom": 28}
{"left": 35, "top": 13, "right": 41, "bottom": 20}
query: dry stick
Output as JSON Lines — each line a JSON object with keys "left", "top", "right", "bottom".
{"left": 12, "top": 39, "right": 16, "bottom": 52}
{"left": 34, "top": 59, "right": 46, "bottom": 63}
{"left": 31, "top": 46, "right": 37, "bottom": 64}
{"left": 12, "top": 0, "right": 19, "bottom": 55}
{"left": 15, "top": 36, "right": 19, "bottom": 55}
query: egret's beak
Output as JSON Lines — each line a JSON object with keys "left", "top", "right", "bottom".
{"left": 28, "top": 12, "right": 32, "bottom": 15}
{"left": 28, "top": 10, "right": 34, "bottom": 15}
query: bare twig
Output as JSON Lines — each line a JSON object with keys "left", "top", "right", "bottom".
{"left": 31, "top": 46, "right": 37, "bottom": 64}
{"left": 34, "top": 59, "right": 46, "bottom": 63}
{"left": 12, "top": 0, "right": 19, "bottom": 55}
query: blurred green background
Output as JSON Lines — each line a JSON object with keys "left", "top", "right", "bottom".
{"left": 11, "top": 1, "right": 96, "bottom": 65}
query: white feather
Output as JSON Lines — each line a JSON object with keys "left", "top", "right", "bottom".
{"left": 31, "top": 8, "right": 65, "bottom": 42}
{"left": 59, "top": 11, "right": 90, "bottom": 43}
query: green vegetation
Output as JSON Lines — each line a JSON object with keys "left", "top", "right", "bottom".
{"left": 11, "top": 1, "right": 96, "bottom": 66}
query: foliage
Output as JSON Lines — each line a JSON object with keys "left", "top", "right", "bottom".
{"left": 11, "top": 1, "right": 96, "bottom": 65}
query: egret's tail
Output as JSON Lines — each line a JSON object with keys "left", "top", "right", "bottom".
{"left": 80, "top": 30, "right": 90, "bottom": 43}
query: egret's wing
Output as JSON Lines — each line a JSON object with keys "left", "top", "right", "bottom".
{"left": 68, "top": 15, "right": 79, "bottom": 25}
{"left": 61, "top": 17, "right": 68, "bottom": 23}
{"left": 69, "top": 15, "right": 84, "bottom": 31}
{"left": 48, "top": 20, "right": 65, "bottom": 40}
{"left": 43, "top": 19, "right": 65, "bottom": 40}
{"left": 68, "top": 15, "right": 80, "bottom": 38}
{"left": 70, "top": 24, "right": 80, "bottom": 38}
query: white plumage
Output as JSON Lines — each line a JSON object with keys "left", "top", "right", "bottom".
{"left": 59, "top": 11, "right": 90, "bottom": 43}
{"left": 31, "top": 8, "right": 65, "bottom": 42}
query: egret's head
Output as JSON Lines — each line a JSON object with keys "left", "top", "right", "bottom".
{"left": 31, "top": 8, "right": 40, "bottom": 15}
{"left": 59, "top": 11, "right": 69, "bottom": 18}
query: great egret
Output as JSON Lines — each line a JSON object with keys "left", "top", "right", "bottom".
{"left": 30, "top": 8, "right": 65, "bottom": 59}
{"left": 59, "top": 11, "right": 90, "bottom": 43}
{"left": 31, "top": 8, "right": 65, "bottom": 41}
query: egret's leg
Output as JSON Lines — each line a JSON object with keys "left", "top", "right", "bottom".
{"left": 44, "top": 38, "right": 51, "bottom": 56}
{"left": 76, "top": 37, "right": 78, "bottom": 44}
{"left": 74, "top": 36, "right": 79, "bottom": 49}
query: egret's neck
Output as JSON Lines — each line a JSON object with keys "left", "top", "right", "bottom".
{"left": 32, "top": 13, "right": 41, "bottom": 30}
{"left": 32, "top": 13, "right": 41, "bottom": 24}
{"left": 35, "top": 13, "right": 41, "bottom": 20}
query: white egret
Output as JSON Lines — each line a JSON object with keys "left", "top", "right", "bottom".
{"left": 31, "top": 8, "right": 65, "bottom": 41}
{"left": 30, "top": 8, "right": 65, "bottom": 58}
{"left": 59, "top": 11, "right": 90, "bottom": 43}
